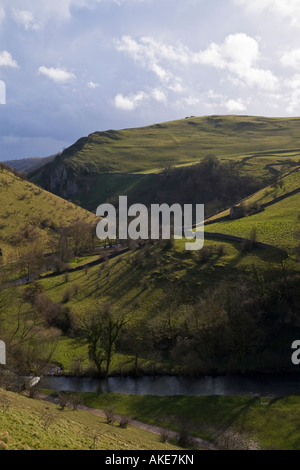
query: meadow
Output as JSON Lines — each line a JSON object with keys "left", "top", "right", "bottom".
{"left": 0, "top": 389, "right": 182, "bottom": 450}
{"left": 76, "top": 392, "right": 300, "bottom": 450}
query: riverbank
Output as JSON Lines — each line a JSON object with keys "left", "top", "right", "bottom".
{"left": 65, "top": 392, "right": 300, "bottom": 450}
{"left": 37, "top": 392, "right": 217, "bottom": 450}
{"left": 39, "top": 390, "right": 300, "bottom": 450}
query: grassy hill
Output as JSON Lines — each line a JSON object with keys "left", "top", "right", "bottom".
{"left": 4, "top": 155, "right": 56, "bottom": 175}
{"left": 30, "top": 115, "right": 300, "bottom": 211}
{"left": 8, "top": 232, "right": 297, "bottom": 377}
{"left": 1, "top": 115, "right": 300, "bottom": 377}
{"left": 205, "top": 166, "right": 300, "bottom": 253}
{"left": 0, "top": 389, "right": 182, "bottom": 450}
{"left": 0, "top": 166, "right": 98, "bottom": 263}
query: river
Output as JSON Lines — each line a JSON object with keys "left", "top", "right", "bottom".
{"left": 39, "top": 374, "right": 300, "bottom": 397}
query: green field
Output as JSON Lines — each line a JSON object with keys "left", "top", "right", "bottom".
{"left": 0, "top": 389, "right": 182, "bottom": 450}
{"left": 76, "top": 392, "right": 300, "bottom": 450}
{"left": 205, "top": 191, "right": 300, "bottom": 252}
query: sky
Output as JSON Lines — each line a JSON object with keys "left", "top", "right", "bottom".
{"left": 0, "top": 0, "right": 300, "bottom": 161}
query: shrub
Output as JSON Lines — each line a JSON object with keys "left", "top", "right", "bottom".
{"left": 104, "top": 407, "right": 116, "bottom": 425}
{"left": 217, "top": 244, "right": 226, "bottom": 257}
{"left": 62, "top": 287, "right": 73, "bottom": 304}
{"left": 57, "top": 392, "right": 68, "bottom": 410}
{"left": 159, "top": 429, "right": 170, "bottom": 443}
{"left": 177, "top": 427, "right": 196, "bottom": 448}
{"left": 197, "top": 245, "right": 213, "bottom": 262}
{"left": 119, "top": 416, "right": 131, "bottom": 429}
{"left": 72, "top": 283, "right": 80, "bottom": 295}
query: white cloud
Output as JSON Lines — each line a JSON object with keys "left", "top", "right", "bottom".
{"left": 115, "top": 36, "right": 182, "bottom": 88}
{"left": 195, "top": 33, "right": 278, "bottom": 90}
{"left": 88, "top": 81, "right": 99, "bottom": 88}
{"left": 285, "top": 74, "right": 300, "bottom": 90}
{"left": 223, "top": 99, "right": 246, "bottom": 112}
{"left": 12, "top": 9, "right": 40, "bottom": 30}
{"left": 177, "top": 96, "right": 201, "bottom": 107}
{"left": 6, "top": 0, "right": 91, "bottom": 26}
{"left": 114, "top": 91, "right": 148, "bottom": 110}
{"left": 234, "top": 0, "right": 300, "bottom": 28}
{"left": 286, "top": 87, "right": 300, "bottom": 113}
{"left": 6, "top": 0, "right": 144, "bottom": 27}
{"left": 0, "top": 51, "right": 18, "bottom": 68}
{"left": 114, "top": 87, "right": 167, "bottom": 111}
{"left": 176, "top": 91, "right": 247, "bottom": 113}
{"left": 38, "top": 66, "right": 75, "bottom": 83}
{"left": 151, "top": 88, "right": 167, "bottom": 103}
{"left": 281, "top": 49, "right": 300, "bottom": 69}
{"left": 116, "top": 33, "right": 278, "bottom": 92}
{"left": 277, "top": 75, "right": 300, "bottom": 114}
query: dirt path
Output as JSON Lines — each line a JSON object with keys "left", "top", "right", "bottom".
{"left": 37, "top": 393, "right": 217, "bottom": 450}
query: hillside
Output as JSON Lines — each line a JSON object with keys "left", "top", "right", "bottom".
{"left": 12, "top": 232, "right": 298, "bottom": 377}
{"left": 205, "top": 166, "right": 300, "bottom": 253}
{"left": 4, "top": 155, "right": 56, "bottom": 175}
{"left": 0, "top": 166, "right": 98, "bottom": 263}
{"left": 30, "top": 115, "right": 300, "bottom": 211}
{"left": 0, "top": 389, "right": 182, "bottom": 450}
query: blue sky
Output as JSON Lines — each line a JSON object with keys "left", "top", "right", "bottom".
{"left": 0, "top": 0, "right": 300, "bottom": 161}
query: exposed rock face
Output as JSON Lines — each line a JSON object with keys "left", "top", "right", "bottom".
{"left": 48, "top": 163, "right": 79, "bottom": 198}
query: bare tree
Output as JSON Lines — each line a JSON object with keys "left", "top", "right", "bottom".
{"left": 84, "top": 302, "right": 128, "bottom": 377}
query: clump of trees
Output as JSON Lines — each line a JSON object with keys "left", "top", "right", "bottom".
{"left": 0, "top": 284, "right": 60, "bottom": 377}
{"left": 126, "top": 155, "right": 263, "bottom": 220}
{"left": 116, "top": 267, "right": 300, "bottom": 376}
{"left": 23, "top": 283, "right": 76, "bottom": 335}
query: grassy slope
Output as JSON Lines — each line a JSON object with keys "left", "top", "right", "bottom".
{"left": 4, "top": 155, "right": 55, "bottom": 174}
{"left": 206, "top": 165, "right": 300, "bottom": 222}
{"left": 0, "top": 168, "right": 97, "bottom": 262}
{"left": 205, "top": 167, "right": 300, "bottom": 252}
{"left": 30, "top": 115, "right": 300, "bottom": 211}
{"left": 51, "top": 115, "right": 300, "bottom": 174}
{"left": 0, "top": 389, "right": 182, "bottom": 450}
{"left": 78, "top": 392, "right": 300, "bottom": 450}
{"left": 34, "top": 236, "right": 297, "bottom": 374}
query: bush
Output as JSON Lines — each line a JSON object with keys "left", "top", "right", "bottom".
{"left": 242, "top": 228, "right": 258, "bottom": 252}
{"left": 62, "top": 287, "right": 73, "bottom": 304}
{"left": 177, "top": 427, "right": 196, "bottom": 448}
{"left": 119, "top": 416, "right": 131, "bottom": 429}
{"left": 68, "top": 392, "right": 82, "bottom": 410}
{"left": 72, "top": 283, "right": 80, "bottom": 295}
{"left": 104, "top": 407, "right": 116, "bottom": 425}
{"left": 57, "top": 392, "right": 68, "bottom": 410}
{"left": 197, "top": 245, "right": 213, "bottom": 262}
{"left": 217, "top": 244, "right": 226, "bottom": 257}
{"left": 40, "top": 407, "right": 58, "bottom": 430}
{"left": 159, "top": 429, "right": 170, "bottom": 443}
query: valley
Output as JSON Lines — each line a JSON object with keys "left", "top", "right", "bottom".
{"left": 1, "top": 115, "right": 300, "bottom": 450}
